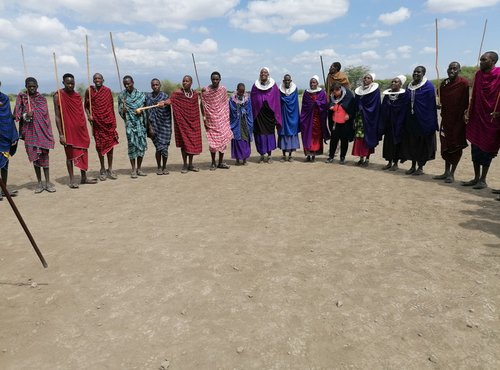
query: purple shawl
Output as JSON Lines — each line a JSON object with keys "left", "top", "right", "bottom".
{"left": 466, "top": 66, "right": 500, "bottom": 153}
{"left": 408, "top": 80, "right": 438, "bottom": 136}
{"left": 381, "top": 91, "right": 409, "bottom": 144}
{"left": 356, "top": 88, "right": 382, "bottom": 149}
{"left": 300, "top": 89, "right": 328, "bottom": 148}
{"left": 250, "top": 83, "right": 282, "bottom": 130}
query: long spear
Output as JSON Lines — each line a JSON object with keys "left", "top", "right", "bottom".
{"left": 191, "top": 53, "right": 205, "bottom": 119}
{"left": 0, "top": 178, "right": 48, "bottom": 268}
{"left": 85, "top": 35, "right": 92, "bottom": 119}
{"left": 20, "top": 44, "right": 32, "bottom": 111}
{"left": 435, "top": 19, "right": 441, "bottom": 106}
{"left": 52, "top": 52, "right": 66, "bottom": 138}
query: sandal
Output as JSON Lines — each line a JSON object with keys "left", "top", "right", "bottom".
{"left": 98, "top": 171, "right": 107, "bottom": 181}
{"left": 69, "top": 183, "right": 80, "bottom": 189}
{"left": 181, "top": 167, "right": 188, "bottom": 174}
{"left": 210, "top": 164, "right": 217, "bottom": 171}
{"left": 156, "top": 169, "right": 163, "bottom": 175}
{"left": 217, "top": 163, "right": 230, "bottom": 169}
{"left": 45, "top": 183, "right": 56, "bottom": 193}
{"left": 106, "top": 169, "right": 118, "bottom": 180}
{"left": 131, "top": 171, "right": 138, "bottom": 179}
{"left": 188, "top": 166, "right": 200, "bottom": 172}
{"left": 162, "top": 169, "right": 170, "bottom": 175}
{"left": 137, "top": 170, "right": 147, "bottom": 176}
{"left": 34, "top": 184, "right": 44, "bottom": 194}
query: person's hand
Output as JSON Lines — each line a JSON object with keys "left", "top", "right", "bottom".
{"left": 88, "top": 116, "right": 94, "bottom": 125}
{"left": 59, "top": 135, "right": 66, "bottom": 146}
{"left": 323, "top": 139, "right": 328, "bottom": 144}
{"left": 201, "top": 87, "right": 206, "bottom": 93}
{"left": 345, "top": 114, "right": 349, "bottom": 120}
{"left": 491, "top": 111, "right": 500, "bottom": 119}
{"left": 26, "top": 111, "right": 34, "bottom": 120}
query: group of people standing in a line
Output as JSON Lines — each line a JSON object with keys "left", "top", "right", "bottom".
{"left": 0, "top": 51, "right": 499, "bottom": 201}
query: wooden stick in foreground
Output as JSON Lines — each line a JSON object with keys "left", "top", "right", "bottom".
{"left": 191, "top": 53, "right": 205, "bottom": 118}
{"left": 135, "top": 103, "right": 161, "bottom": 114}
{"left": 0, "top": 178, "right": 48, "bottom": 268}
{"left": 109, "top": 32, "right": 122, "bottom": 92}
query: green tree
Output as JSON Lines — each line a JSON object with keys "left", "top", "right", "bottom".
{"left": 458, "top": 66, "right": 477, "bottom": 84}
{"left": 344, "top": 65, "right": 370, "bottom": 88}
{"left": 76, "top": 83, "right": 87, "bottom": 97}
{"left": 160, "top": 80, "right": 181, "bottom": 95}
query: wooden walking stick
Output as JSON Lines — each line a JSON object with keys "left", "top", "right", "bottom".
{"left": 467, "top": 19, "right": 488, "bottom": 118}
{"left": 435, "top": 19, "right": 441, "bottom": 106}
{"left": 20, "top": 44, "right": 32, "bottom": 112}
{"left": 109, "top": 32, "right": 122, "bottom": 92}
{"left": 320, "top": 55, "right": 328, "bottom": 101}
{"left": 85, "top": 35, "right": 93, "bottom": 119}
{"left": 0, "top": 178, "right": 48, "bottom": 268}
{"left": 191, "top": 53, "right": 205, "bottom": 119}
{"left": 53, "top": 52, "right": 66, "bottom": 138}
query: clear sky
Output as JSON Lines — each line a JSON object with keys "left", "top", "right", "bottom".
{"left": 0, "top": 0, "right": 498, "bottom": 93}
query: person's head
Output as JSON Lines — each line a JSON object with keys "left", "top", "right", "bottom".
{"left": 412, "top": 66, "right": 426, "bottom": 84}
{"left": 151, "top": 78, "right": 161, "bottom": 93}
{"left": 310, "top": 76, "right": 319, "bottom": 90}
{"left": 25, "top": 77, "right": 38, "bottom": 95}
{"left": 332, "top": 82, "right": 342, "bottom": 98}
{"left": 362, "top": 73, "right": 374, "bottom": 87}
{"left": 259, "top": 68, "right": 269, "bottom": 83}
{"left": 329, "top": 62, "right": 341, "bottom": 74}
{"left": 210, "top": 71, "right": 221, "bottom": 88}
{"left": 123, "top": 75, "right": 134, "bottom": 92}
{"left": 390, "top": 75, "right": 406, "bottom": 92}
{"left": 283, "top": 74, "right": 292, "bottom": 89}
{"left": 479, "top": 51, "right": 498, "bottom": 72}
{"left": 62, "top": 73, "right": 75, "bottom": 92}
{"left": 447, "top": 62, "right": 461, "bottom": 81}
{"left": 236, "top": 83, "right": 245, "bottom": 96}
{"left": 93, "top": 73, "right": 104, "bottom": 88}
{"left": 182, "top": 75, "right": 193, "bottom": 91}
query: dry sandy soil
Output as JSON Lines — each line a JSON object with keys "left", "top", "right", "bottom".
{"left": 1, "top": 104, "right": 499, "bottom": 370}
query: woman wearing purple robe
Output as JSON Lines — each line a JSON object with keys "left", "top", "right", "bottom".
{"left": 400, "top": 66, "right": 438, "bottom": 176}
{"left": 300, "top": 75, "right": 328, "bottom": 162}
{"left": 250, "top": 67, "right": 282, "bottom": 163}
{"left": 229, "top": 83, "right": 253, "bottom": 166}
{"left": 381, "top": 74, "right": 409, "bottom": 171}
{"left": 352, "top": 73, "right": 381, "bottom": 166}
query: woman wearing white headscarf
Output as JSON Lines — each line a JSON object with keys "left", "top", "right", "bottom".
{"left": 299, "top": 75, "right": 328, "bottom": 162}
{"left": 250, "top": 67, "right": 282, "bottom": 163}
{"left": 352, "top": 73, "right": 381, "bottom": 166}
{"left": 380, "top": 74, "right": 409, "bottom": 170}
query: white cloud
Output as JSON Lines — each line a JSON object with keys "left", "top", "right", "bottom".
{"left": 291, "top": 48, "right": 338, "bottom": 64}
{"left": 426, "top": 0, "right": 500, "bottom": 12}
{"left": 378, "top": 7, "right": 410, "bottom": 25}
{"left": 438, "top": 18, "right": 465, "bottom": 29}
{"left": 223, "top": 48, "right": 258, "bottom": 64}
{"left": 58, "top": 55, "right": 79, "bottom": 67}
{"left": 361, "top": 50, "right": 381, "bottom": 60}
{"left": 397, "top": 45, "right": 412, "bottom": 58}
{"left": 351, "top": 40, "right": 380, "bottom": 49}
{"left": 362, "top": 30, "right": 392, "bottom": 39}
{"left": 420, "top": 46, "right": 436, "bottom": 54}
{"left": 8, "top": 1, "right": 239, "bottom": 29}
{"left": 194, "top": 26, "right": 210, "bottom": 34}
{"left": 229, "top": 0, "right": 349, "bottom": 34}
{"left": 288, "top": 29, "right": 327, "bottom": 42}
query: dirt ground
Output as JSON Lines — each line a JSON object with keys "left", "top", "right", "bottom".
{"left": 1, "top": 104, "right": 499, "bottom": 370}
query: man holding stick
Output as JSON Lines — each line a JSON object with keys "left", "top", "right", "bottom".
{"left": 85, "top": 73, "right": 119, "bottom": 181}
{"left": 433, "top": 62, "right": 469, "bottom": 184}
{"left": 54, "top": 73, "right": 97, "bottom": 188}
{"left": 0, "top": 81, "right": 19, "bottom": 201}
{"left": 162, "top": 75, "right": 202, "bottom": 173}
{"left": 201, "top": 71, "right": 233, "bottom": 170}
{"left": 15, "top": 77, "right": 56, "bottom": 193}
{"left": 118, "top": 75, "right": 147, "bottom": 178}
{"left": 462, "top": 51, "right": 500, "bottom": 190}
{"left": 146, "top": 78, "right": 172, "bottom": 175}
